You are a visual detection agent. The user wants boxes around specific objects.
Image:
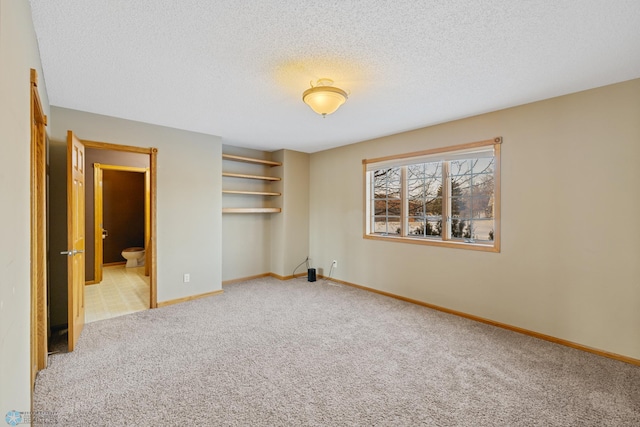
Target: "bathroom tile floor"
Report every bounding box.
[85,264,149,323]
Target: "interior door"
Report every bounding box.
[65,131,86,351]
[94,165,104,284]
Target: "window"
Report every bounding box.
[364,137,501,252]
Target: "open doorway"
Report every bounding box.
[88,164,150,323]
[82,142,157,309]
[45,137,157,354]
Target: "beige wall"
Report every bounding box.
[50,107,223,304]
[0,0,50,416]
[270,149,310,277]
[309,79,640,360]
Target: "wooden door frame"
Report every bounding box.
[30,69,47,388]
[93,164,150,286]
[82,140,158,308]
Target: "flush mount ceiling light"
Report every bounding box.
[302,78,348,117]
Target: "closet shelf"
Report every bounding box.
[222,208,282,214]
[222,190,281,196]
[222,154,281,167]
[222,172,281,181]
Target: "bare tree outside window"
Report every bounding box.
[372,167,401,235]
[407,162,442,237]
[449,158,495,241]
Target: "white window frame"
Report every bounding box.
[363,137,501,252]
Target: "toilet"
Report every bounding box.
[121,247,145,268]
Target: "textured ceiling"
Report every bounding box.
[30,1,640,153]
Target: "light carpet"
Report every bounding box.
[34,277,640,426]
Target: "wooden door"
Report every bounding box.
[66,131,86,351]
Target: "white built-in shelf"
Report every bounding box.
[222,153,282,214]
[222,207,282,214]
[222,154,281,167]
[222,172,281,181]
[222,190,281,196]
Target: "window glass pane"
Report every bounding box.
[387,199,401,216]
[450,218,471,239]
[387,218,401,235]
[407,198,421,216]
[450,159,471,177]
[452,175,470,192]
[468,219,494,241]
[373,167,401,184]
[450,196,469,218]
[373,199,403,216]
[408,179,441,199]
[371,167,402,235]
[386,183,401,199]
[428,219,442,237]
[472,158,495,175]
[373,217,401,234]
[471,174,494,193]
[470,160,494,219]
[407,162,441,179]
[450,175,468,199]
[424,197,442,216]
[406,163,424,179]
[373,200,387,215]
[450,157,495,242]
[407,217,424,236]
[408,218,442,237]
[373,217,388,234]
[470,196,493,219]
[373,167,401,198]
[451,159,494,192]
[406,161,442,235]
[372,172,386,196]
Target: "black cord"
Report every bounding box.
[292,256,309,278]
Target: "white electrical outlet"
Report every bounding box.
[332,260,338,268]
[183,273,190,283]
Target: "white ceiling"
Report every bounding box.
[30,1,640,153]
